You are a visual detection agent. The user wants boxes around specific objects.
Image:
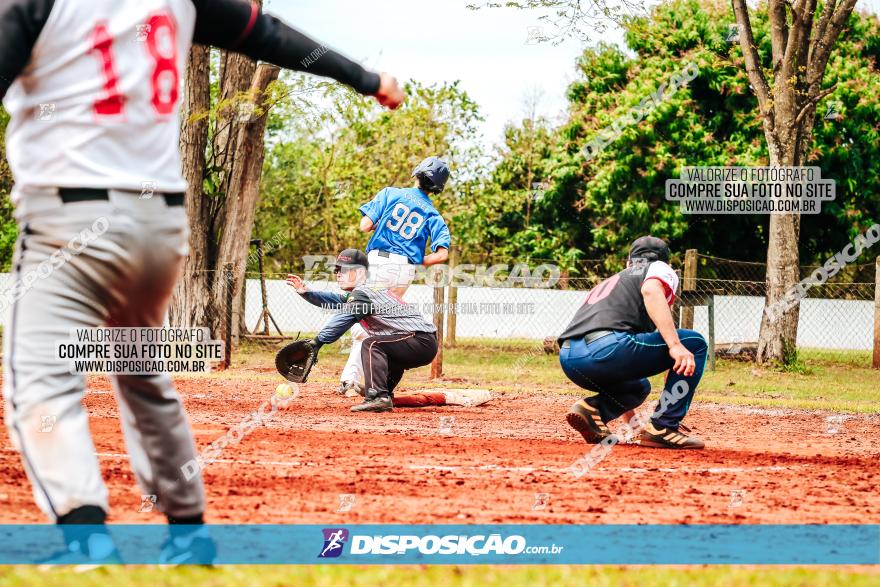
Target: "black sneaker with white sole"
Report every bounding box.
[639,422,705,449]
[351,395,392,412]
[566,399,611,444]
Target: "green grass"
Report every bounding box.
[2,340,876,583]
[233,337,880,414]
[1,565,878,586]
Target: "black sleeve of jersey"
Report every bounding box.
[346,289,374,321]
[0,0,55,101]
[190,0,381,96]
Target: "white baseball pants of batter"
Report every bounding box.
[339,250,415,384]
[2,187,205,521]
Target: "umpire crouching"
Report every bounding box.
[287,249,438,413]
[558,236,708,449]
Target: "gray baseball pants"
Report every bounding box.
[2,186,205,521]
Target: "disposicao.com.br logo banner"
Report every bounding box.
[320,528,563,559]
[2,524,878,565]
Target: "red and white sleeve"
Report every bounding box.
[643,261,679,305]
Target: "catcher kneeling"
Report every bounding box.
[284,248,438,413]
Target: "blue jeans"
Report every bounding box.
[559,330,708,429]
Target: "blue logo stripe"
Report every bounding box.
[1,524,878,565]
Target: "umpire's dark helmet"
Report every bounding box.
[629,236,670,263]
[412,157,450,194]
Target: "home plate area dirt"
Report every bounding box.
[1,374,877,525]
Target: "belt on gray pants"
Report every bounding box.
[561,330,616,349]
[58,187,185,207]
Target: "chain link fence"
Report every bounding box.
[688,253,876,363]
[0,247,872,367]
[238,252,879,367]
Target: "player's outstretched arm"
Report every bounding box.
[0,0,54,101]
[190,0,405,109]
[315,313,359,346]
[287,274,350,308]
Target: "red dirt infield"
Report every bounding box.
[1,372,878,525]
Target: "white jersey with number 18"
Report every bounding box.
[1,0,383,203]
[3,0,196,201]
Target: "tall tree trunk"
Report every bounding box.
[756,72,803,365]
[171,1,277,346]
[214,64,281,339]
[169,45,214,331]
[732,0,857,364]
[213,53,258,208]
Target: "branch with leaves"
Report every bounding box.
[467,0,648,43]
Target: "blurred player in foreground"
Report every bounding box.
[0,0,404,565]
[557,236,708,449]
[288,249,442,413]
[337,157,452,396]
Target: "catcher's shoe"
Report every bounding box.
[566,399,610,444]
[638,422,705,449]
[351,394,393,413]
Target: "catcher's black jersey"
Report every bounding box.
[558,261,678,342]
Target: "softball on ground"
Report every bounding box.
[275,383,294,398]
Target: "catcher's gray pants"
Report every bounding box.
[2,187,205,521]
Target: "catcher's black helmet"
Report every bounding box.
[629,236,670,263]
[412,156,450,194]
[334,248,369,270]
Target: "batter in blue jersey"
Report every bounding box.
[355,156,451,298]
[359,157,451,281]
[360,185,451,265]
[337,157,452,396]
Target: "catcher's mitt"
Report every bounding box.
[275,339,320,383]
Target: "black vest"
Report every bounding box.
[558,265,658,341]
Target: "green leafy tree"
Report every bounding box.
[254,79,484,272]
[484,0,879,278]
[482,0,872,364]
[0,107,16,271]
